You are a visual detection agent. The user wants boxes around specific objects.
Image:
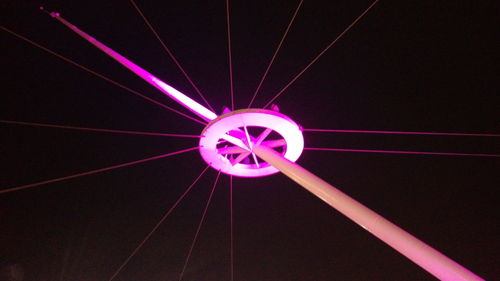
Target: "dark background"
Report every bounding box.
[1,0,499,280]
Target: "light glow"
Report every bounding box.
[53,14,217,122]
[199,109,304,177]
[151,77,217,121]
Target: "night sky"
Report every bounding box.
[1,1,499,280]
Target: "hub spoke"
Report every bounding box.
[231,151,252,166]
[262,139,287,148]
[255,128,273,145]
[218,146,248,155]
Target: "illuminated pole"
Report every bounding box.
[253,144,483,281]
[49,12,250,149]
[48,12,217,122]
[47,11,483,280]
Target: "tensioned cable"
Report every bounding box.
[0,120,201,138]
[1,26,206,126]
[262,0,380,108]
[128,0,216,113]
[247,0,304,108]
[303,128,500,137]
[0,146,199,195]
[107,165,211,281]
[229,175,234,281]
[304,147,500,157]
[226,0,235,110]
[179,171,222,281]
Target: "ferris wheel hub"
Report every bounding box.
[199,109,304,177]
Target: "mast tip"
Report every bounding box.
[39,6,60,17]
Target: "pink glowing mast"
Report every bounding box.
[46,11,484,281]
[49,12,217,123]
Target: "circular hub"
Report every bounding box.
[199,109,304,177]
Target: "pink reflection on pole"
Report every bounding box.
[150,77,217,121]
[51,13,217,122]
[254,144,484,281]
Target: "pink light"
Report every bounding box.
[150,77,217,121]
[44,10,485,280]
[199,109,304,177]
[52,14,217,122]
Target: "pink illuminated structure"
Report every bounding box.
[200,108,304,177]
[50,13,217,123]
[45,11,483,281]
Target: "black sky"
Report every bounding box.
[1,1,499,280]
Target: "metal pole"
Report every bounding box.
[44,11,483,280]
[253,144,483,281]
[49,12,217,122]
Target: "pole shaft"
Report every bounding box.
[253,145,483,281]
[51,13,217,122]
